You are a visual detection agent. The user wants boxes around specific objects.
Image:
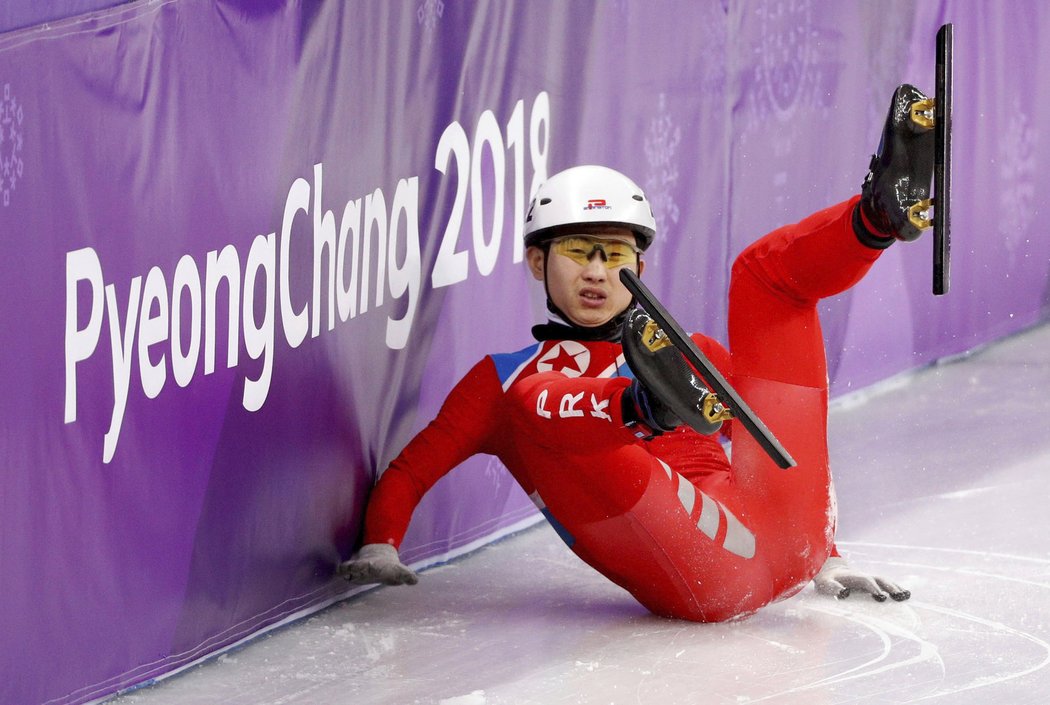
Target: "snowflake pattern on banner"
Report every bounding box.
[755,0,820,124]
[999,98,1038,257]
[643,93,681,263]
[735,0,839,211]
[741,0,833,161]
[1,83,25,208]
[864,1,914,130]
[417,0,444,34]
[695,3,728,93]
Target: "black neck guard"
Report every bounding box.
[531,303,628,342]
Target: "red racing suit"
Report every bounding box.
[363,196,881,621]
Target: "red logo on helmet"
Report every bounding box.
[584,198,610,211]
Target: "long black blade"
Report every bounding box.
[933,23,953,295]
[619,269,796,469]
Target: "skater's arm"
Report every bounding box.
[341,358,503,586]
[361,357,503,549]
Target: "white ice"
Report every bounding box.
[109,322,1050,705]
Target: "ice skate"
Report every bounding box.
[858,83,936,243]
[620,306,726,437]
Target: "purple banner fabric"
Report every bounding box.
[0,0,127,35]
[0,1,1046,703]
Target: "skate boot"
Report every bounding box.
[620,306,724,438]
[855,84,936,245]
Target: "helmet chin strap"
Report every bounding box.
[531,250,633,343]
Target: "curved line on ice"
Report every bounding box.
[741,602,942,703]
[902,601,1050,702]
[838,541,1050,566]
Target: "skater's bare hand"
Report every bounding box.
[813,556,910,602]
[338,543,419,586]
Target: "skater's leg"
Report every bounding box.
[725,197,885,596]
[721,81,935,597]
[505,373,771,621]
[729,196,880,387]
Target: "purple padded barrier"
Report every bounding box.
[0,0,127,35]
[0,2,1046,703]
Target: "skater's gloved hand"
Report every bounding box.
[813,556,910,602]
[338,543,419,586]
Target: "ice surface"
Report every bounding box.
[108,322,1050,705]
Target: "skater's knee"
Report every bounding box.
[641,590,760,624]
[730,246,813,310]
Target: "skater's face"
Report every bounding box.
[527,225,645,328]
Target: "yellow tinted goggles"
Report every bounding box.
[549,236,640,269]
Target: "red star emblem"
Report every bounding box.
[541,340,592,374]
[549,346,582,373]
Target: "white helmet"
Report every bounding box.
[524,165,657,251]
